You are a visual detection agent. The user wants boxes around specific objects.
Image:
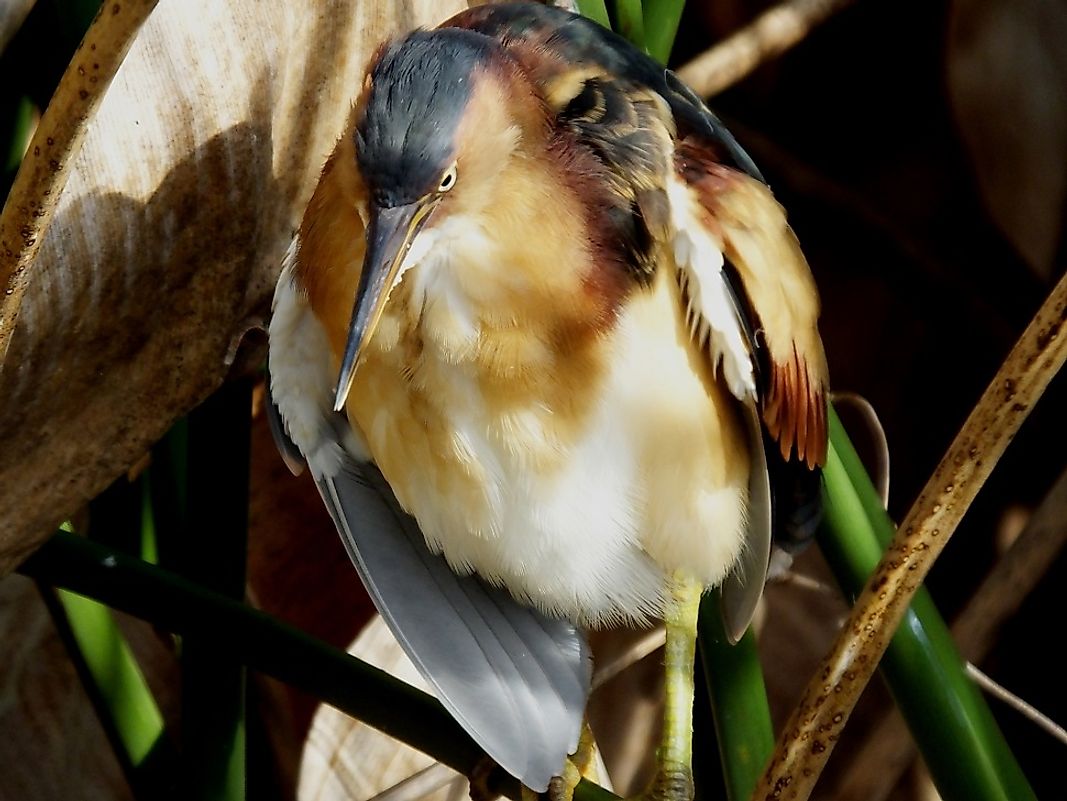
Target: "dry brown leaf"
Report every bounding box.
[0,0,35,54]
[298,617,469,801]
[947,0,1067,278]
[0,0,467,572]
[0,575,180,801]
[0,576,131,801]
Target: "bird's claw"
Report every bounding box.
[637,764,695,801]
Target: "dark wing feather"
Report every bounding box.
[719,397,773,643]
[555,74,674,282]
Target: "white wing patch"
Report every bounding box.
[269,236,367,478]
[665,174,757,400]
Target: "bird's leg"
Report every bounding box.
[546,761,581,801]
[645,573,702,801]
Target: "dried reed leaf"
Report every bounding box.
[947,0,1067,278]
[0,0,466,572]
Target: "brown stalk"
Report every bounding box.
[952,466,1067,654]
[833,465,1067,801]
[752,270,1067,800]
[675,0,856,98]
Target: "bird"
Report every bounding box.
[267,3,828,800]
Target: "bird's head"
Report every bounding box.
[333,28,546,410]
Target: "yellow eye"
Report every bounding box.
[438,163,457,193]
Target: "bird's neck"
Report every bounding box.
[344,150,623,452]
[406,146,630,361]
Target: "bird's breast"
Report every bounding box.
[346,247,750,626]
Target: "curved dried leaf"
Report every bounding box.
[0,0,35,55]
[947,0,1067,277]
[1,0,160,357]
[0,0,467,571]
[298,617,468,801]
[0,575,179,801]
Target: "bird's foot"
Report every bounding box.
[633,763,694,801]
[547,758,582,801]
[507,757,582,801]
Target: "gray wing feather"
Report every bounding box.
[319,461,590,791]
[714,269,772,644]
[719,397,772,644]
[266,389,590,790]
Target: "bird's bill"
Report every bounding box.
[334,201,434,411]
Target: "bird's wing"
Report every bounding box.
[667,144,828,632]
[660,151,778,641]
[674,140,829,468]
[471,24,776,637]
[446,0,827,468]
[268,248,591,791]
[445,2,829,634]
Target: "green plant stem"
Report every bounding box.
[698,593,774,801]
[3,95,33,172]
[817,407,1035,801]
[139,475,159,564]
[641,0,686,64]
[613,0,647,54]
[20,531,618,801]
[575,0,611,30]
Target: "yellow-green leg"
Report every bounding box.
[645,573,701,801]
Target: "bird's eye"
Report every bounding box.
[437,164,457,193]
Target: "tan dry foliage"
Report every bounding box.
[0,575,180,801]
[0,0,35,54]
[947,0,1067,278]
[0,0,468,572]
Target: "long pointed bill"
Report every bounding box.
[333,201,433,411]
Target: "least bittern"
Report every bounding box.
[268,3,828,799]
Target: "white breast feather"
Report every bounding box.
[274,214,750,627]
[366,235,666,626]
[422,371,666,627]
